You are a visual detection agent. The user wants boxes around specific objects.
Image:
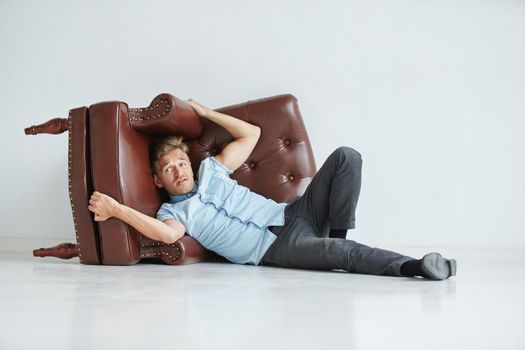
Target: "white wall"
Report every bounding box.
[1,0,524,248]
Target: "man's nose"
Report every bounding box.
[172,167,183,177]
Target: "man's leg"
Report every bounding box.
[264,146,456,279]
[288,146,362,239]
[262,216,413,276]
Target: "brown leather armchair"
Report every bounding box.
[27,93,317,265]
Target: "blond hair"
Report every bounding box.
[149,136,190,174]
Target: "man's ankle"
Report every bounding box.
[329,229,347,239]
[400,259,423,277]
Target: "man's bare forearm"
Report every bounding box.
[203,109,260,139]
[113,204,183,244]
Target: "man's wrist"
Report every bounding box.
[203,108,219,119]
[112,203,124,219]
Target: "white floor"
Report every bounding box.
[1,243,524,350]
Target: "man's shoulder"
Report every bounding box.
[198,156,233,180]
[209,156,234,175]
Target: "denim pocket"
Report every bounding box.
[200,174,236,205]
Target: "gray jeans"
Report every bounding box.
[260,146,413,276]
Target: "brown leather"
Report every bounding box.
[89,101,144,265]
[190,94,317,204]
[130,93,203,138]
[139,235,218,265]
[26,93,316,266]
[68,107,101,264]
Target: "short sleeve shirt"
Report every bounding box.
[156,156,286,265]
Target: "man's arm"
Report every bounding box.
[88,191,185,244]
[186,98,261,172]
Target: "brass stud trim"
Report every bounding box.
[129,99,170,122]
[67,114,82,259]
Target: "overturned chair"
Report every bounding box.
[27,93,317,265]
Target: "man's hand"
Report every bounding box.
[186,98,212,117]
[88,191,121,222]
[87,191,184,243]
[186,98,260,172]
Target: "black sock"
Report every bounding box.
[400,259,423,277]
[329,229,347,239]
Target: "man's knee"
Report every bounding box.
[333,146,362,165]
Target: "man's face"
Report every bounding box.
[153,148,195,196]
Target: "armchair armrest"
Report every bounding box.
[129,93,203,139]
[139,234,217,265]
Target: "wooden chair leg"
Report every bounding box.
[25,118,68,135]
[33,243,79,259]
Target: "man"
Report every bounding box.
[88,98,457,280]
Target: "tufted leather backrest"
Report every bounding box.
[187,94,316,204]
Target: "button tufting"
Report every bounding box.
[284,140,291,145]
[289,175,294,180]
[249,162,255,168]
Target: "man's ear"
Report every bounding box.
[153,174,163,188]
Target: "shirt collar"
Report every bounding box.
[169,182,198,203]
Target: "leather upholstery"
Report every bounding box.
[31,93,317,266]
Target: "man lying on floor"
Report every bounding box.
[88,98,457,280]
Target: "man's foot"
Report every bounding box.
[421,252,457,280]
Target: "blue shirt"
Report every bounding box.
[156,156,287,265]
